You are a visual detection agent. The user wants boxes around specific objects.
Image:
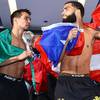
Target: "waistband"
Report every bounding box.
[0,73,23,82]
[60,73,89,77]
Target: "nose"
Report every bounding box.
[61,10,64,16]
[61,9,66,17]
[28,19,31,23]
[27,19,31,25]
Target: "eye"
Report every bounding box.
[65,7,68,10]
[25,17,31,21]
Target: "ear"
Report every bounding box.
[75,9,81,17]
[13,18,17,23]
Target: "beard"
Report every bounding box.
[62,13,76,23]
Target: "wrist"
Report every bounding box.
[17,55,21,61]
[65,39,69,44]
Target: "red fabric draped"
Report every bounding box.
[85,4,100,29]
[89,4,100,82]
[23,57,58,93]
[66,32,84,56]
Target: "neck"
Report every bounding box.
[75,18,84,29]
[11,27,24,40]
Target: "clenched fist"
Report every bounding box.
[67,28,78,41]
[18,50,33,60]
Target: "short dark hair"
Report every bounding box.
[65,1,84,17]
[10,9,31,25]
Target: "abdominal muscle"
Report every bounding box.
[0,38,26,78]
[0,61,25,78]
[60,50,92,74]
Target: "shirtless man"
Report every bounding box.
[0,9,32,100]
[55,1,100,100]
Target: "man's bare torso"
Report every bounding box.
[0,36,26,78]
[61,27,95,74]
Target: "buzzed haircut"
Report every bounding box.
[10,9,31,25]
[65,1,84,17]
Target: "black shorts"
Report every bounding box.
[55,74,100,100]
[0,73,29,100]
